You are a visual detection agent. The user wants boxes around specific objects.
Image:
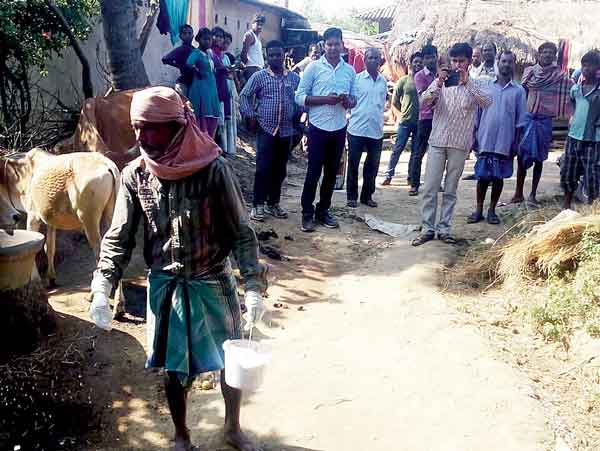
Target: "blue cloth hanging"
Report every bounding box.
[162,0,189,45]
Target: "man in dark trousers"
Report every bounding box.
[382,51,423,186]
[346,48,387,208]
[295,27,356,232]
[161,24,195,96]
[409,45,438,195]
[239,40,301,222]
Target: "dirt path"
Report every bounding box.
[48,145,564,450]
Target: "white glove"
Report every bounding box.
[90,273,113,331]
[91,272,112,297]
[89,292,113,331]
[243,291,265,332]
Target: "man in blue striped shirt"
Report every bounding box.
[295,27,357,232]
[240,40,301,222]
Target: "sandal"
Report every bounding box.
[411,232,435,247]
[466,212,484,224]
[437,233,457,245]
[487,211,501,225]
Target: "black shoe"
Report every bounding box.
[462,173,477,181]
[412,232,435,247]
[347,200,358,208]
[361,199,377,208]
[316,211,339,229]
[301,215,316,232]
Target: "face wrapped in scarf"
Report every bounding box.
[130,86,221,180]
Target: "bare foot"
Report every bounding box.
[224,429,263,451]
[510,196,525,204]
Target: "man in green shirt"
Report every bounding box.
[382,52,423,185]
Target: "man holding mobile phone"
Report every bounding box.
[412,42,492,246]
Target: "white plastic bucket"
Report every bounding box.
[223,339,271,392]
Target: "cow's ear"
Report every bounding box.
[10,156,31,177]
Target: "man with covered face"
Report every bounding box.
[89,86,266,451]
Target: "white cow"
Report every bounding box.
[0,149,125,315]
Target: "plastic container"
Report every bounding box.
[223,339,271,392]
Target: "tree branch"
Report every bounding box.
[45,0,94,99]
[138,5,159,56]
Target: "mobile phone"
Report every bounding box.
[444,70,460,87]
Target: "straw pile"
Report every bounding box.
[448,210,600,291]
[499,213,600,282]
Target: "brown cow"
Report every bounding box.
[0,149,119,291]
[54,89,140,169]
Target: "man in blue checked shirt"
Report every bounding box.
[295,27,357,232]
[346,48,387,208]
[240,40,301,222]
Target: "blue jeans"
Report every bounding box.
[385,122,418,178]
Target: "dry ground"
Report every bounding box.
[42,137,597,451]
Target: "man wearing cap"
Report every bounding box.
[88,86,266,451]
[241,14,266,83]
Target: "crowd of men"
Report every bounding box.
[235,26,598,245]
[187,24,598,245]
[90,21,600,451]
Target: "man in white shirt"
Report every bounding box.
[241,14,265,83]
[470,41,497,80]
[469,46,482,78]
[295,27,356,232]
[346,48,387,208]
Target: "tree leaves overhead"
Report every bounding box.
[0,0,99,70]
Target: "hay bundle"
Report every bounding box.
[448,244,506,290]
[498,214,600,282]
[447,211,600,291]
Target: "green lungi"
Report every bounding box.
[145,267,242,386]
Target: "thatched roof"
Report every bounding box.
[357,5,398,21]
[390,0,599,68]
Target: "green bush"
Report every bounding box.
[530,230,600,349]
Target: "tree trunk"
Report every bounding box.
[99,0,149,91]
